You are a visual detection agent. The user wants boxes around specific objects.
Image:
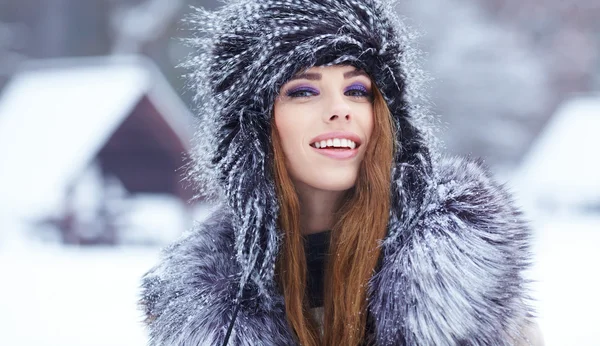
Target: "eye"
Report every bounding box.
[285,86,320,98]
[345,83,372,100]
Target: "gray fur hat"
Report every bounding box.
[181,0,436,299]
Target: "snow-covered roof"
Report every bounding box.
[516,95,600,203]
[0,55,193,219]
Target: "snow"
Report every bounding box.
[529,215,600,346]
[0,233,158,346]
[117,194,195,245]
[0,200,216,346]
[0,202,213,346]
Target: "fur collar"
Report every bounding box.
[140,156,533,345]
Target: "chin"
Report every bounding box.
[308,173,358,192]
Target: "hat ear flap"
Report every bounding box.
[212,107,281,296]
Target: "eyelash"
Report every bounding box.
[285,84,372,99]
[286,87,319,98]
[345,85,372,99]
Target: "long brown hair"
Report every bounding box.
[272,84,396,346]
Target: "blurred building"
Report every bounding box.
[515,94,600,219]
[0,55,198,245]
[512,94,600,345]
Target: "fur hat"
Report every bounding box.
[181,0,437,298]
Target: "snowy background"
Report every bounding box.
[1,0,599,345]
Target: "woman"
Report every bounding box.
[140,0,543,345]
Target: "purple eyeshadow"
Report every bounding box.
[345,83,368,93]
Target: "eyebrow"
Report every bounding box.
[288,69,369,81]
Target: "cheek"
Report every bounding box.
[274,105,306,153]
[274,105,317,185]
[273,105,312,180]
[358,104,375,142]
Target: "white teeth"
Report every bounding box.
[312,138,358,149]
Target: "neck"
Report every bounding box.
[293,180,348,235]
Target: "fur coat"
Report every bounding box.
[140,156,536,346]
[139,0,536,344]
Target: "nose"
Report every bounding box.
[324,95,351,123]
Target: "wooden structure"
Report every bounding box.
[0,55,196,244]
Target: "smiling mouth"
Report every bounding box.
[310,143,359,160]
[309,138,360,150]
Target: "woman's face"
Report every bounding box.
[274,65,374,192]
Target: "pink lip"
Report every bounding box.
[309,131,362,146]
[311,147,359,160]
